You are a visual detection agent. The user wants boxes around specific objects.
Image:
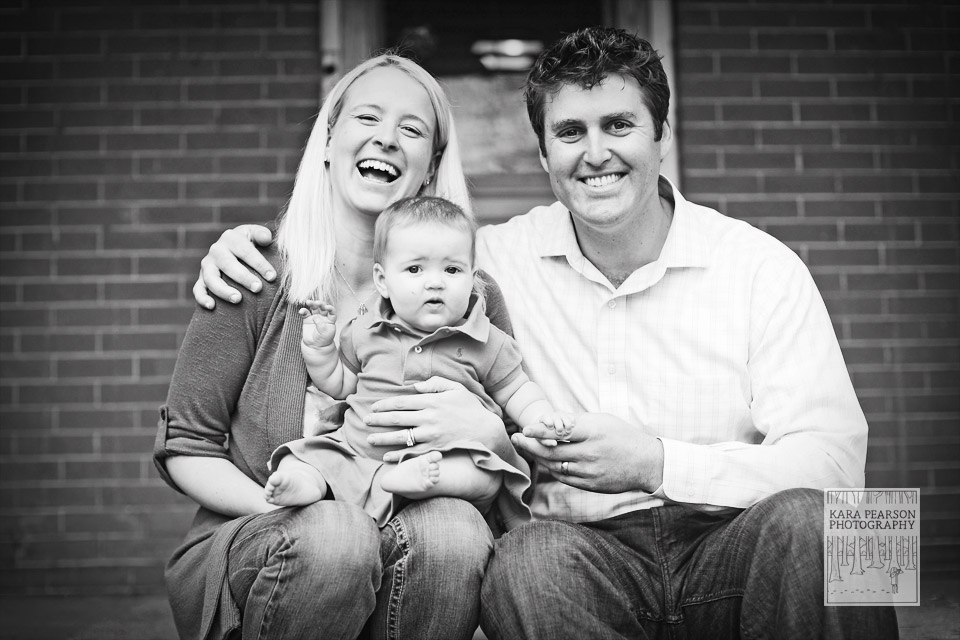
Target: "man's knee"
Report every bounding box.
[749,488,824,560]
[486,520,591,594]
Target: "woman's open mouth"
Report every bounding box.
[357,159,400,183]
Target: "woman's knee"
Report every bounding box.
[389,497,493,570]
[272,501,381,584]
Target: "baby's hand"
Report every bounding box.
[533,412,576,447]
[300,300,337,349]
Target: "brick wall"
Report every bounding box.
[676,2,959,574]
[1,1,319,594]
[1,0,957,595]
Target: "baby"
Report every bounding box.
[265,196,570,530]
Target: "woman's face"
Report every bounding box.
[327,66,439,219]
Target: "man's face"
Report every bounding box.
[539,74,672,234]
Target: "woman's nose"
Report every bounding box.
[373,124,398,150]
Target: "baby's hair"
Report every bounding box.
[373,195,485,296]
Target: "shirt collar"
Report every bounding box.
[535,176,712,270]
[356,292,490,344]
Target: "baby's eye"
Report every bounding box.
[445,266,462,274]
[405,265,422,274]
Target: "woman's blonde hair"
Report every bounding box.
[276,53,471,304]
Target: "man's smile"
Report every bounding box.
[581,173,625,188]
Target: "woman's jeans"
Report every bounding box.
[227,496,492,640]
[481,488,899,639]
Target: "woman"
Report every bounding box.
[155,53,523,640]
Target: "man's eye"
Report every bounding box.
[558,128,582,140]
[609,120,631,133]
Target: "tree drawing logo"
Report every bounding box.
[824,489,919,606]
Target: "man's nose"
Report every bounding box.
[583,131,612,165]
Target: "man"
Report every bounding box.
[195,27,896,639]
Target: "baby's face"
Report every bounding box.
[374,222,475,333]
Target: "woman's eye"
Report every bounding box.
[356,114,378,124]
[400,125,423,137]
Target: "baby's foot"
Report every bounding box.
[264,469,327,506]
[380,451,442,497]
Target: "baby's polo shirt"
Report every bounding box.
[337,294,528,459]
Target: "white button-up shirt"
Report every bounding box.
[476,178,867,522]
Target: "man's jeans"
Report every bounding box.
[227,497,492,640]
[481,488,899,639]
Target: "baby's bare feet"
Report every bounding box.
[264,469,326,506]
[380,451,442,497]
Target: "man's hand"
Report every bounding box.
[193,224,276,309]
[513,412,664,494]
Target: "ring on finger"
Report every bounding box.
[405,428,416,448]
[560,461,569,475]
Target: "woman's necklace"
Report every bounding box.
[334,265,367,316]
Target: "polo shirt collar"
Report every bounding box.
[535,176,712,270]
[357,292,490,344]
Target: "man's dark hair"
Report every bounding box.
[524,27,670,155]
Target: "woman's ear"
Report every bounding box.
[423,151,441,189]
[373,263,389,298]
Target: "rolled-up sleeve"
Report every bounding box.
[153,281,270,492]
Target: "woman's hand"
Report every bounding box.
[512,413,665,494]
[194,224,277,309]
[365,376,510,462]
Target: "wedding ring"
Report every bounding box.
[560,461,569,475]
[405,429,416,447]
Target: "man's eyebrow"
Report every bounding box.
[604,111,638,120]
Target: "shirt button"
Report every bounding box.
[608,300,617,309]
[414,346,422,353]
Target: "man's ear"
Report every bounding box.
[373,263,389,298]
[658,120,673,163]
[539,148,549,174]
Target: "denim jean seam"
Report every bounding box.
[255,533,290,640]
[573,521,654,623]
[385,518,410,640]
